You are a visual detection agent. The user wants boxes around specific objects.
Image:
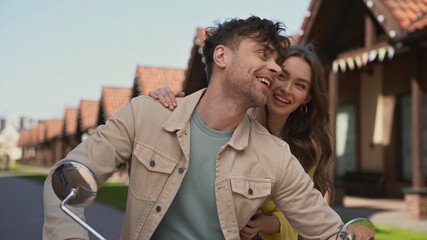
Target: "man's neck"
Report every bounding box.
[196,87,248,131]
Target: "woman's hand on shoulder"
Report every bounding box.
[148,86,185,111]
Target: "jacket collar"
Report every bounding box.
[163,89,205,132]
[163,88,250,151]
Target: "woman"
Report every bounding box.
[148,44,334,240]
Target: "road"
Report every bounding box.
[0,176,125,240]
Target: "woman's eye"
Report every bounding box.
[296,83,307,89]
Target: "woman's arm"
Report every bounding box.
[239,208,282,240]
[258,201,298,240]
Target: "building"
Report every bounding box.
[40,119,64,167]
[19,116,38,131]
[295,0,427,218]
[131,66,185,98]
[62,107,79,158]
[96,86,132,178]
[18,125,38,165]
[182,28,208,95]
[0,122,22,167]
[19,119,63,168]
[98,86,132,125]
[76,100,99,142]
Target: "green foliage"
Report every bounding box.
[374,224,427,240]
[22,174,128,211]
[298,222,427,240]
[95,182,128,211]
[23,175,47,184]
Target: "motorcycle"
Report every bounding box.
[51,161,375,240]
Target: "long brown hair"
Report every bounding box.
[274,44,334,198]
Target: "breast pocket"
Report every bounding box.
[129,144,177,202]
[230,178,272,228]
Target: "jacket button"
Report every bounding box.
[150,160,155,167]
[178,168,184,174]
[156,206,161,212]
[248,188,253,195]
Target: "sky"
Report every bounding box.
[0,0,310,124]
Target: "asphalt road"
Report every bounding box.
[0,176,125,240]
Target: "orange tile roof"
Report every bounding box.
[79,100,100,131]
[101,86,132,120]
[18,123,43,146]
[135,66,185,95]
[384,0,427,32]
[298,0,427,44]
[37,121,46,143]
[18,128,31,147]
[44,119,64,140]
[64,107,78,135]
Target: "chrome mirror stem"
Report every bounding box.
[60,188,106,240]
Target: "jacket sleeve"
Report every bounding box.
[43,98,139,239]
[272,146,343,240]
[259,166,317,240]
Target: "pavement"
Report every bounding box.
[334,196,427,233]
[0,172,125,240]
[1,169,427,239]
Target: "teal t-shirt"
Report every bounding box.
[151,109,233,239]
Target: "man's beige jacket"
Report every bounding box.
[43,89,343,240]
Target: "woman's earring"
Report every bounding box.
[300,104,308,114]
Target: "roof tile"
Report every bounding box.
[37,122,46,143]
[79,100,99,131]
[101,86,132,120]
[384,0,427,32]
[19,123,43,147]
[64,107,78,135]
[135,66,185,95]
[44,120,64,140]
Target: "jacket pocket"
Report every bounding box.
[129,143,177,201]
[230,178,272,229]
[230,178,271,199]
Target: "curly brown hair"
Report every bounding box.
[277,44,334,199]
[203,16,290,81]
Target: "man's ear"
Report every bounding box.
[213,45,228,69]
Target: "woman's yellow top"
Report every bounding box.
[258,166,316,240]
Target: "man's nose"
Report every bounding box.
[267,58,282,77]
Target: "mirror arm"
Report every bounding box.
[60,188,106,240]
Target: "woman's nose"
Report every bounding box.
[280,81,291,93]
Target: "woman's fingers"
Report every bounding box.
[156,88,173,110]
[164,87,177,107]
[239,225,259,240]
[148,90,160,100]
[147,87,184,111]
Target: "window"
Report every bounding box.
[336,104,357,176]
[399,94,427,181]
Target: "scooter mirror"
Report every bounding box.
[337,217,375,240]
[52,161,98,207]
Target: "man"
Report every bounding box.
[43,16,343,240]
